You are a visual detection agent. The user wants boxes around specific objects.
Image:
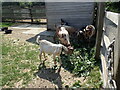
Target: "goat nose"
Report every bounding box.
[67,44,71,46]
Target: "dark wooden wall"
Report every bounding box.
[45,2,95,30]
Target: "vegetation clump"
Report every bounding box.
[106,2,120,13]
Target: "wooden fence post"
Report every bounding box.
[114,14,120,89]
[29,7,33,23]
[10,5,15,23]
[95,2,105,60]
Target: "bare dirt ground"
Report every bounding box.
[1,24,87,88]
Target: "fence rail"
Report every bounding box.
[2,5,46,24]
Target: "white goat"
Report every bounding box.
[36,36,68,71]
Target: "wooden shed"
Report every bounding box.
[45,2,95,30]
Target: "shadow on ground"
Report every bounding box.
[34,68,62,88]
[26,30,55,44]
[26,34,39,44]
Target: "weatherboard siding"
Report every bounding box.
[46,2,95,30]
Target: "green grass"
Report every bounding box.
[0,22,15,28]
[2,36,40,87]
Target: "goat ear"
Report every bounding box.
[61,19,65,25]
[83,29,86,32]
[54,24,61,30]
[79,31,83,34]
[77,32,79,36]
[54,24,57,29]
[61,19,64,22]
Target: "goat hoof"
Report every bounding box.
[38,63,46,70]
[54,65,57,69]
[38,64,43,70]
[38,66,42,70]
[52,65,57,71]
[45,58,47,61]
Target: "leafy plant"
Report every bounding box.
[106,2,120,13]
[61,47,96,77]
[82,66,103,88]
[71,80,81,89]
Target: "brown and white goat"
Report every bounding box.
[55,26,71,46]
[55,19,77,46]
[83,25,95,40]
[77,25,95,45]
[55,25,74,54]
[36,35,68,72]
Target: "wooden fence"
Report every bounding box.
[95,3,120,88]
[2,5,46,24]
[100,11,120,89]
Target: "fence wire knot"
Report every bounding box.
[107,38,117,89]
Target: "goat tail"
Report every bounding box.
[36,35,41,44]
[61,45,68,52]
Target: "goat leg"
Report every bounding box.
[38,51,43,70]
[43,52,47,61]
[88,39,91,48]
[53,55,57,65]
[52,55,57,70]
[59,56,62,66]
[57,56,62,73]
[39,52,46,69]
[39,50,42,61]
[57,65,62,73]
[39,51,44,68]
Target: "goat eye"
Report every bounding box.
[62,34,66,38]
